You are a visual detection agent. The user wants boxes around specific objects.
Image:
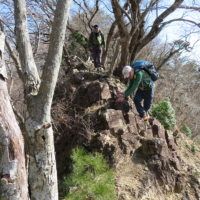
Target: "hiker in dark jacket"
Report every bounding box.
[87,24,106,70]
[117,64,155,121]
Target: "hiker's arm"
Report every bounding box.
[124,73,142,97]
[101,33,106,49]
[124,79,133,94]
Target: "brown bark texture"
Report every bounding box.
[0,31,29,199]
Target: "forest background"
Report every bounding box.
[1,0,199,136]
[0,0,200,199]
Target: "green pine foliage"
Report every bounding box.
[191,142,198,154]
[151,97,176,130]
[193,168,200,177]
[68,32,88,58]
[60,147,116,200]
[181,124,192,137]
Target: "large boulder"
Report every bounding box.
[150,119,166,140]
[88,81,111,104]
[90,130,124,167]
[165,130,176,151]
[141,138,169,158]
[121,133,139,155]
[73,80,111,108]
[101,109,128,135]
[176,174,187,193]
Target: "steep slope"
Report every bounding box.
[52,68,200,200]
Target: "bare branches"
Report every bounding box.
[88,0,100,29]
[133,0,184,59]
[27,8,41,56]
[73,0,100,30]
[178,6,200,12]
[113,0,134,26]
[157,40,191,71]
[161,18,200,29]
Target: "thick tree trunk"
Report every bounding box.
[13,0,72,199]
[0,32,29,200]
[24,117,58,200]
[19,0,72,199]
[114,41,129,77]
[107,40,120,77]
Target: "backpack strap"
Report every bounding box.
[139,70,151,90]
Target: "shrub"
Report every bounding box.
[151,97,176,130]
[60,147,116,200]
[195,136,200,145]
[181,124,191,137]
[193,168,200,177]
[191,142,198,154]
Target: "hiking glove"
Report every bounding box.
[117,92,125,96]
[117,97,125,102]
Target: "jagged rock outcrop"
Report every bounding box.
[54,68,200,200]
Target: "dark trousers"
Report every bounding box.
[134,88,155,117]
[92,46,102,68]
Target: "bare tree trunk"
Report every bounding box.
[101,20,117,66]
[13,0,72,199]
[0,32,29,199]
[107,40,120,77]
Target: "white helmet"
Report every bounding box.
[122,66,132,79]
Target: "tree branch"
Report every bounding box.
[161,18,200,29]
[114,0,134,26]
[136,0,184,54]
[37,0,72,118]
[178,6,200,12]
[27,8,41,57]
[120,0,155,43]
[88,0,100,29]
[13,0,41,96]
[0,16,24,80]
[73,0,89,21]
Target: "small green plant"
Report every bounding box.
[151,97,176,130]
[196,136,200,145]
[60,147,116,200]
[193,168,200,177]
[191,142,198,154]
[185,143,190,149]
[181,124,191,137]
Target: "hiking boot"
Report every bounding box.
[142,114,149,122]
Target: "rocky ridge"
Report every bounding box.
[53,68,200,200]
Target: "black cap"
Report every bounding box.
[94,24,99,29]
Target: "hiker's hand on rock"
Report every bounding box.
[117,97,125,102]
[117,92,124,97]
